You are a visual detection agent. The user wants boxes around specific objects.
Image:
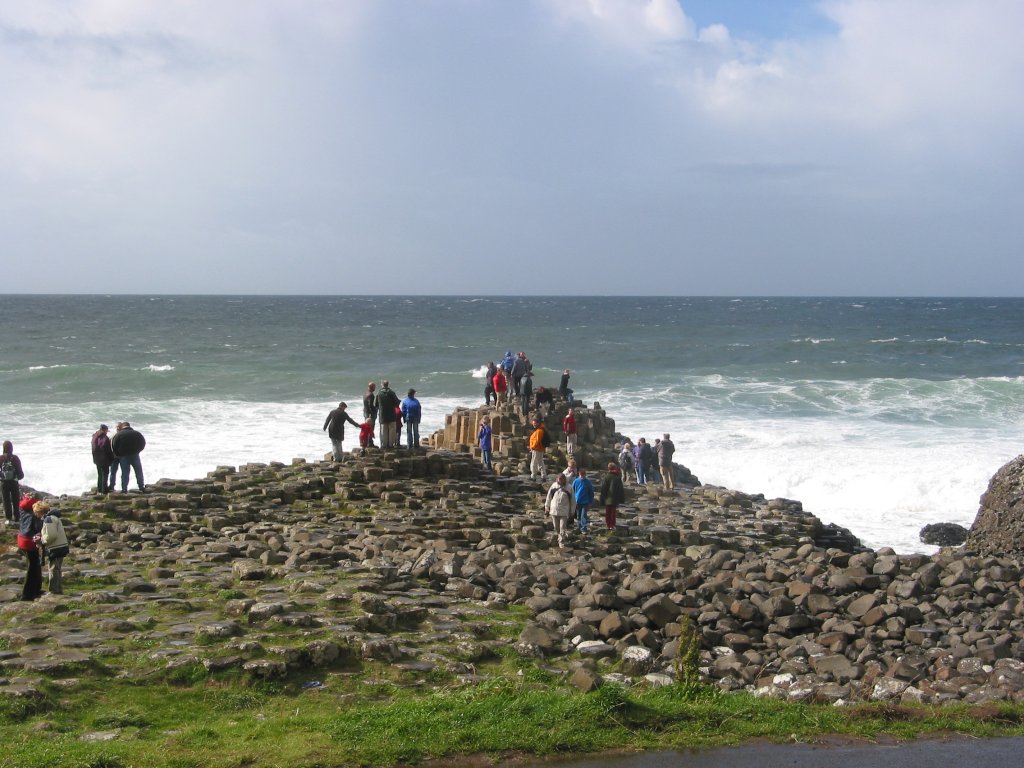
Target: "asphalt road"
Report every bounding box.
[541,736,1024,768]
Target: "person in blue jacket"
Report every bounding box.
[477,416,493,470]
[572,468,595,534]
[401,389,422,450]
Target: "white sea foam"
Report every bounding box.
[146,365,175,372]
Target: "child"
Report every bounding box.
[358,421,375,455]
[572,469,595,534]
[37,501,69,595]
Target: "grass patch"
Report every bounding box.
[2,671,1024,768]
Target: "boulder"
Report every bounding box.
[965,455,1024,557]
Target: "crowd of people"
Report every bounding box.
[323,380,423,460]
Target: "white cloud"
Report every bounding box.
[547,0,696,49]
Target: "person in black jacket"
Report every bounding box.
[598,462,626,531]
[1,440,25,523]
[323,402,360,461]
[374,380,402,449]
[91,424,114,493]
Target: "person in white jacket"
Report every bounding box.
[544,474,574,549]
[37,501,69,595]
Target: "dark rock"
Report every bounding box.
[921,523,969,547]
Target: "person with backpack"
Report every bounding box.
[37,500,69,595]
[16,493,43,600]
[111,422,146,493]
[528,418,550,481]
[618,440,634,486]
[544,473,574,549]
[599,461,626,531]
[374,380,402,449]
[1,440,25,525]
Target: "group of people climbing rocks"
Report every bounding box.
[475,353,677,550]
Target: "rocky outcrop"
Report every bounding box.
[920,523,968,547]
[965,455,1024,557]
[2,422,1023,709]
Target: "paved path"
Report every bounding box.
[547,736,1024,767]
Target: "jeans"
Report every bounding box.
[406,421,420,449]
[635,463,646,485]
[109,462,119,490]
[481,449,492,470]
[119,453,144,491]
[47,555,64,594]
[576,504,590,532]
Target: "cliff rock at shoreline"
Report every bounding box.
[965,454,1024,557]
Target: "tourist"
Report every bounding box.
[402,389,422,450]
[358,421,375,454]
[362,382,378,428]
[1,440,25,524]
[510,352,528,397]
[647,439,661,484]
[599,462,626,531]
[38,500,69,595]
[562,458,578,482]
[562,408,577,457]
[500,350,515,379]
[478,416,493,470]
[657,433,676,489]
[520,371,533,417]
[618,440,634,486]
[484,362,497,405]
[544,473,574,549]
[91,424,114,493]
[16,493,43,600]
[492,367,508,405]
[113,422,146,493]
[527,418,550,480]
[559,368,574,404]
[322,402,359,461]
[374,380,401,449]
[572,468,595,534]
[633,438,649,485]
[535,386,553,418]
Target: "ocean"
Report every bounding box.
[2,295,1022,554]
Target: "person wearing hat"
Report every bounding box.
[322,402,359,461]
[401,389,422,450]
[91,424,115,493]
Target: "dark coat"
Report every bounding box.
[599,470,626,506]
[323,407,359,440]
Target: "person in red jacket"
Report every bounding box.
[492,368,508,405]
[562,408,577,458]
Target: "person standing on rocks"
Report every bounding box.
[323,402,359,461]
[528,418,550,480]
[572,468,594,534]
[1,440,25,524]
[483,362,497,405]
[37,500,69,595]
[559,368,574,404]
[657,433,676,490]
[562,408,577,458]
[520,371,533,417]
[492,367,508,405]
[112,422,146,493]
[599,462,626,531]
[375,380,401,449]
[618,440,634,486]
[401,389,422,450]
[510,352,528,397]
[91,424,114,493]
[16,493,43,600]
[478,416,493,470]
[362,382,378,428]
[544,473,574,549]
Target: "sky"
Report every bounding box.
[1,0,1022,296]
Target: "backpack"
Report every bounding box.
[0,458,16,482]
